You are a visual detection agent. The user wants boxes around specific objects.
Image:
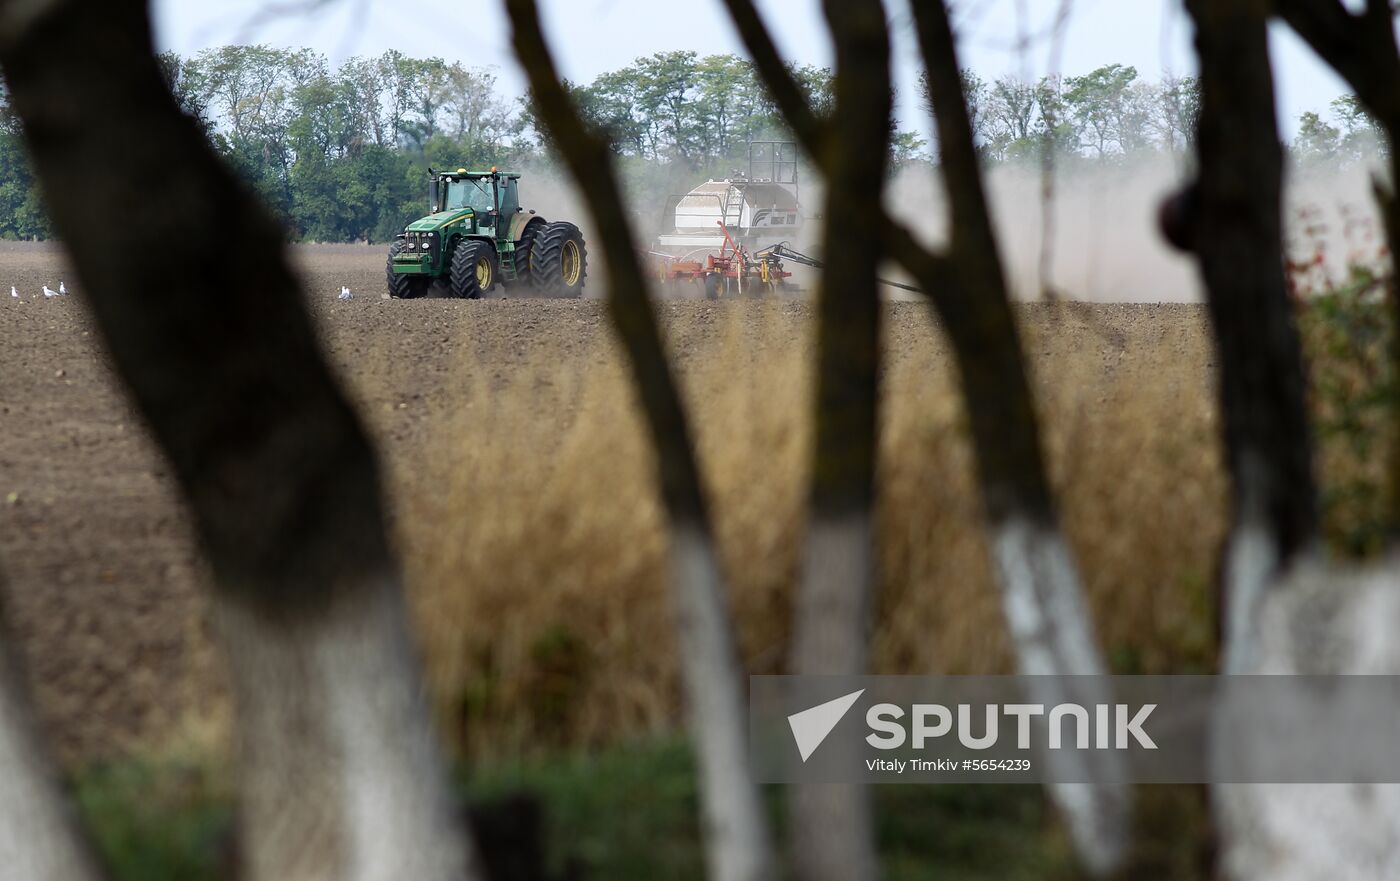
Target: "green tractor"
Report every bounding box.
[387,167,588,299]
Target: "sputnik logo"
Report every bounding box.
[787,689,865,762]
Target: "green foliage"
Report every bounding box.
[1293,94,1386,165]
[1296,111,1343,162]
[564,52,859,170]
[0,95,47,240]
[171,45,530,242]
[0,45,856,242]
[925,65,1200,165]
[1064,64,1151,157]
[1292,211,1398,557]
[0,128,47,239]
[74,760,230,881]
[0,48,1300,241]
[74,739,1085,881]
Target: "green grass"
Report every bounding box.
[73,737,1083,881]
[74,760,231,881]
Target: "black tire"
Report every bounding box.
[513,219,544,289]
[449,238,498,300]
[387,240,428,299]
[529,221,588,297]
[704,273,722,301]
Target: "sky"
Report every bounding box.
[150,0,1356,142]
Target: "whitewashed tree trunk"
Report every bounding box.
[788,511,878,881]
[1212,1,1400,874]
[901,1,1134,869]
[1218,464,1282,676]
[0,640,104,881]
[990,516,1129,876]
[671,522,775,881]
[215,579,480,881]
[1216,557,1400,881]
[0,2,491,878]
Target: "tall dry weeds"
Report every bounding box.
[390,302,1226,759]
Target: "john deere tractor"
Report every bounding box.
[387,167,588,299]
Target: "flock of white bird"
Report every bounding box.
[7,283,355,300]
[9,282,66,298]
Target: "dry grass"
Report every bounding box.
[392,303,1228,759]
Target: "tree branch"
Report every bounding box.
[1275,0,1400,122]
[909,3,1130,875]
[504,5,774,881]
[909,0,1061,525]
[0,2,478,879]
[721,0,1129,874]
[1184,0,1317,662]
[783,5,891,881]
[716,0,826,156]
[723,0,1056,522]
[506,0,708,524]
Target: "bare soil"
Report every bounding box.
[0,241,1212,763]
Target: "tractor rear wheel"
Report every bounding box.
[529,221,588,297]
[449,239,497,300]
[386,240,428,299]
[513,219,543,289]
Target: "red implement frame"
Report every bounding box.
[648,222,793,296]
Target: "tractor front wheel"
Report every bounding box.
[386,240,428,300]
[450,239,498,300]
[529,222,588,297]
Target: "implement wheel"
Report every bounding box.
[386,240,428,299]
[529,221,588,297]
[450,239,497,300]
[704,273,723,301]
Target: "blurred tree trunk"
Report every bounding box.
[718,0,1129,873]
[907,4,1129,875]
[504,3,775,881]
[0,3,477,880]
[1181,0,1318,672]
[1180,4,1400,877]
[1275,0,1400,541]
[0,585,105,881]
[782,2,891,880]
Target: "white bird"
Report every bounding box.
[9,286,16,298]
[58,281,67,295]
[338,285,352,300]
[42,285,57,298]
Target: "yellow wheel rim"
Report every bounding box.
[562,240,582,287]
[476,257,492,289]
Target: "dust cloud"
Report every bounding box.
[521,153,1388,303]
[884,155,1389,304]
[885,158,1199,303]
[1287,159,1390,283]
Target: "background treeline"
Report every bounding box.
[0,47,1378,242]
[950,65,1200,162]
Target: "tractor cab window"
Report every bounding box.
[499,178,520,216]
[445,178,495,213]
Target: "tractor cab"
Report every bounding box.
[428,168,522,238]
